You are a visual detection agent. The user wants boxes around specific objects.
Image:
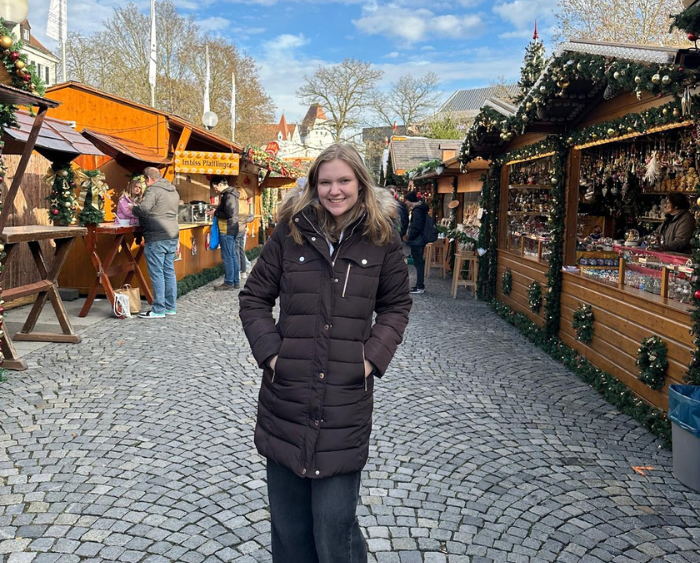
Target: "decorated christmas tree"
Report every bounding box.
[77,170,109,226]
[46,163,78,225]
[514,22,547,105]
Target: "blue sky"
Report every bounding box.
[30,0,559,124]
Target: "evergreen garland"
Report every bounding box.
[528,281,542,312]
[670,3,700,35]
[45,163,78,226]
[687,179,700,386]
[544,142,567,337]
[501,269,512,295]
[486,167,501,300]
[492,300,671,448]
[636,336,669,391]
[77,170,108,226]
[0,20,45,97]
[572,303,595,343]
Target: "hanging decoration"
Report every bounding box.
[45,163,81,226]
[528,281,542,312]
[501,270,513,295]
[245,146,303,178]
[572,303,595,343]
[0,19,45,98]
[77,170,109,226]
[636,336,669,390]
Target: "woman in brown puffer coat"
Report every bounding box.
[239,144,412,563]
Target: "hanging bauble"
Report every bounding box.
[577,63,583,72]
[673,108,680,117]
[58,170,69,177]
[14,60,24,70]
[64,202,71,207]
[627,126,634,133]
[539,86,547,94]
[592,133,598,139]
[651,74,661,84]
[14,69,23,77]
[635,76,642,84]
[8,51,19,62]
[0,244,4,253]
[52,209,59,215]
[22,74,31,83]
[607,128,616,137]
[695,290,700,300]
[522,115,528,122]
[526,102,532,110]
[663,108,669,116]
[551,177,558,184]
[613,71,620,80]
[696,197,700,206]
[559,80,570,89]
[0,36,13,50]
[662,75,671,86]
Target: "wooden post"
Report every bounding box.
[520,236,525,256]
[661,266,669,299]
[618,258,626,288]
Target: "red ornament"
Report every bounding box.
[695,290,700,300]
[689,34,698,42]
[52,209,59,215]
[22,74,31,82]
[8,51,19,61]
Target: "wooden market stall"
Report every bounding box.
[461,39,700,412]
[0,85,103,370]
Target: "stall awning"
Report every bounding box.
[0,83,60,109]
[82,129,171,165]
[3,110,103,159]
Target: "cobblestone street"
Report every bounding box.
[1,273,699,563]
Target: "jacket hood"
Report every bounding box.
[278,185,399,225]
[151,178,177,192]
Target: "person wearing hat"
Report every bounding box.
[403,190,429,294]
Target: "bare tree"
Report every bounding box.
[556,0,688,44]
[373,72,441,130]
[297,58,383,142]
[65,1,275,147]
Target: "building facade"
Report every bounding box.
[264,104,335,160]
[9,20,60,87]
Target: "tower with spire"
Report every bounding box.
[514,21,547,104]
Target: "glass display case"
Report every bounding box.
[178,202,216,224]
[506,155,555,261]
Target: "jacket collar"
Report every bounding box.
[294,205,366,237]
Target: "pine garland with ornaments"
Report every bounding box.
[685,178,700,385]
[0,19,45,96]
[636,336,668,391]
[528,280,542,313]
[572,303,595,344]
[77,170,109,226]
[45,163,79,226]
[501,269,512,295]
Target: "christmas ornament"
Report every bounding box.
[539,86,547,94]
[689,33,698,42]
[0,36,12,50]
[651,74,661,84]
[52,209,59,215]
[673,108,681,117]
[695,290,700,300]
[613,71,620,80]
[662,75,671,85]
[14,60,24,70]
[8,51,19,61]
[635,76,642,84]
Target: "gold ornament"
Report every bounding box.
[662,75,671,85]
[539,86,547,94]
[58,169,69,178]
[613,71,620,80]
[651,74,661,84]
[627,126,634,133]
[663,108,669,115]
[14,60,24,70]
[0,36,13,50]
[14,69,23,77]
[696,197,700,206]
[673,108,680,117]
[607,128,616,137]
[635,76,642,84]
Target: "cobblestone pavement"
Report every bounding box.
[1,271,700,563]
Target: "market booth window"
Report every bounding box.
[572,126,697,308]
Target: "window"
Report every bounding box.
[45,67,49,84]
[22,29,29,41]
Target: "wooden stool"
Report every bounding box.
[424,239,447,279]
[451,251,478,299]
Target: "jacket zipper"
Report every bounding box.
[342,264,351,297]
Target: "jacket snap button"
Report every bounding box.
[315,470,320,475]
[311,237,316,241]
[362,259,368,265]
[319,372,325,379]
[294,218,299,223]
[314,420,319,426]
[302,468,307,475]
[299,257,305,262]
[324,324,330,330]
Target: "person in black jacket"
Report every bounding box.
[211,177,240,290]
[239,144,411,563]
[404,190,428,294]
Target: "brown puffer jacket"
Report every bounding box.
[239,192,412,479]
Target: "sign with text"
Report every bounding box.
[174,151,240,176]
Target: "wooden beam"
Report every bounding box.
[258,169,272,191]
[0,107,48,232]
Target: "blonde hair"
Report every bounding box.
[125,175,145,198]
[279,144,396,246]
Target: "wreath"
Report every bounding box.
[636,336,668,390]
[501,270,513,295]
[528,281,542,312]
[572,303,594,343]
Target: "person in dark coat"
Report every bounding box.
[239,144,412,563]
[655,192,696,253]
[211,177,241,290]
[388,185,409,237]
[404,190,429,294]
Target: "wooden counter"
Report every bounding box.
[58,222,222,294]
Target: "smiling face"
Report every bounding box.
[316,158,360,219]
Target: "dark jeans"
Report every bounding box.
[410,244,426,288]
[220,232,240,285]
[266,460,367,563]
[144,238,178,314]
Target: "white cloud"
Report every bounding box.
[492,0,558,31]
[384,52,400,58]
[196,16,232,31]
[353,4,485,43]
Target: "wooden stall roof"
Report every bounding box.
[82,129,171,165]
[3,111,103,159]
[168,116,244,154]
[47,82,167,118]
[389,137,461,175]
[0,84,60,109]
